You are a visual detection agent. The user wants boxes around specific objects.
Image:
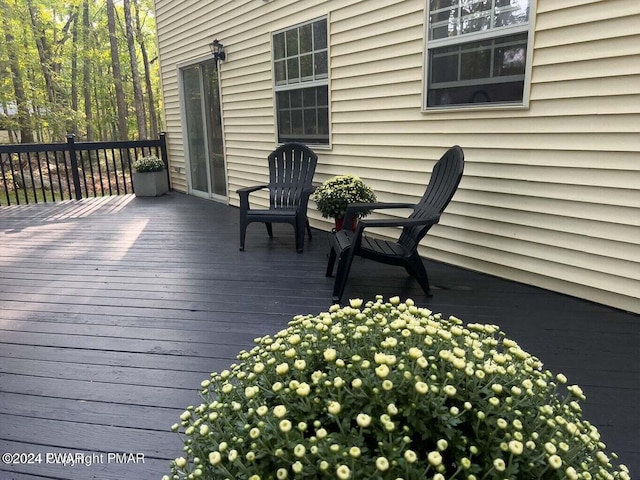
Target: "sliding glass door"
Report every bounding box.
[182,61,227,200]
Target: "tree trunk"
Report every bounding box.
[26,0,56,104]
[133,0,158,139]
[70,5,79,136]
[82,0,93,140]
[123,0,147,139]
[1,0,34,144]
[106,0,128,140]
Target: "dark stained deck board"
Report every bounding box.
[0,374,196,410]
[0,439,172,480]
[0,392,182,430]
[1,193,638,479]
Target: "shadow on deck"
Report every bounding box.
[0,192,638,479]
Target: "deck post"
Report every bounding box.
[66,134,83,200]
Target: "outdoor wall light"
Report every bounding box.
[209,39,226,62]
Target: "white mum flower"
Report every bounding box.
[376,457,390,471]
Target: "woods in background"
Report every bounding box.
[0,0,161,143]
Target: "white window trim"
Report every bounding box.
[422,1,536,112]
[271,16,331,147]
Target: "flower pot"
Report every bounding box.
[132,170,169,197]
[334,217,357,231]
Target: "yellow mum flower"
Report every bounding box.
[508,440,523,455]
[415,381,428,394]
[404,449,417,463]
[428,451,442,466]
[296,382,311,397]
[356,413,372,427]
[336,465,351,479]
[276,363,289,375]
[376,457,390,471]
[279,419,292,433]
[294,444,305,458]
[548,454,562,469]
[273,405,287,418]
[375,364,390,378]
[328,401,341,415]
[323,348,337,361]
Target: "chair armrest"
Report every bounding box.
[237,184,269,195]
[343,202,416,225]
[345,214,440,253]
[237,184,269,210]
[357,215,440,229]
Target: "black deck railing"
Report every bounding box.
[0,133,168,206]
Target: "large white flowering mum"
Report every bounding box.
[167,296,630,480]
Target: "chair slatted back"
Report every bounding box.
[268,143,318,209]
[399,145,464,251]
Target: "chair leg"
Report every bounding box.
[265,222,273,238]
[306,219,312,239]
[332,247,356,303]
[239,220,247,251]
[295,224,304,253]
[326,247,337,277]
[295,216,307,253]
[405,254,432,297]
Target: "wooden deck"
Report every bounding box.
[0,192,638,479]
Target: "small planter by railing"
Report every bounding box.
[132,156,169,197]
[0,133,169,206]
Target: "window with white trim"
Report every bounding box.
[273,18,329,144]
[425,0,532,108]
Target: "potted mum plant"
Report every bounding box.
[311,174,376,231]
[166,296,630,480]
[132,155,169,197]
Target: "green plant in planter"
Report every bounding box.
[166,296,630,480]
[311,174,376,220]
[132,155,165,172]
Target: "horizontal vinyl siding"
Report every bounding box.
[154,0,640,313]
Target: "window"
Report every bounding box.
[425,0,532,108]
[273,18,329,144]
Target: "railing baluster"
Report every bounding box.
[54,151,65,201]
[113,148,120,195]
[1,153,11,206]
[120,148,130,194]
[78,150,89,198]
[62,151,73,200]
[105,148,113,196]
[113,148,121,195]
[45,151,56,202]
[27,153,39,204]
[36,152,47,203]
[96,149,105,196]
[86,150,97,197]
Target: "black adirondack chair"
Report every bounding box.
[237,143,318,253]
[325,145,464,302]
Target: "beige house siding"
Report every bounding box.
[153,0,640,313]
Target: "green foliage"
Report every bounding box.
[167,296,630,480]
[0,0,161,142]
[132,155,164,172]
[311,174,376,219]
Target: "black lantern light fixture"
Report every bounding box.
[209,39,226,62]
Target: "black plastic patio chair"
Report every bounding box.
[325,145,464,302]
[237,143,318,253]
